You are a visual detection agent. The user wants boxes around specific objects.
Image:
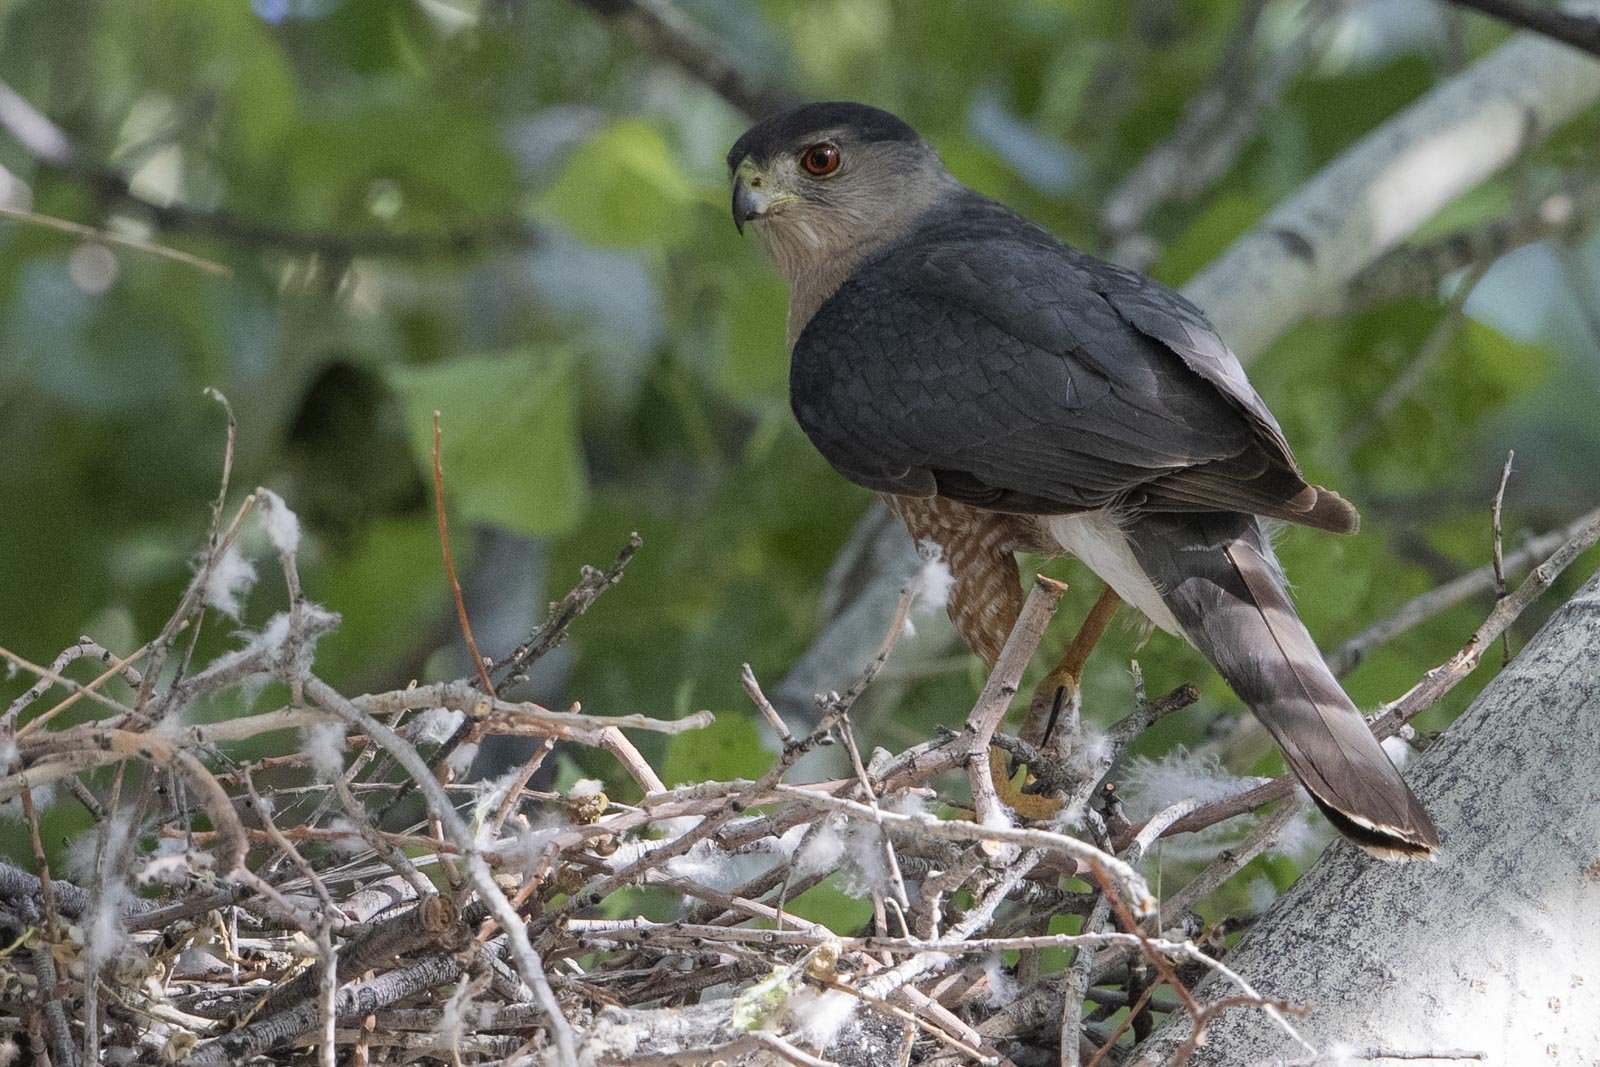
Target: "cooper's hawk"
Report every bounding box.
[729,101,1438,860]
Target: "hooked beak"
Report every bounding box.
[732,177,773,235]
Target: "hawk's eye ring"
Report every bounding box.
[800,143,840,176]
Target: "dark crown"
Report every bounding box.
[727,102,921,171]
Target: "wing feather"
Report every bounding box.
[789,191,1357,531]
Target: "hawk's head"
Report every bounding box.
[728,102,950,266]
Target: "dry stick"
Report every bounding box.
[775,786,1153,917]
[13,637,152,737]
[1091,868,1313,1067]
[0,860,158,921]
[432,412,495,696]
[1062,798,1203,1067]
[493,532,642,684]
[1443,0,1600,57]
[1490,451,1515,666]
[599,726,666,795]
[1064,899,1112,1067]
[411,531,645,815]
[2,636,145,730]
[1158,796,1302,922]
[0,202,231,275]
[190,953,465,1064]
[810,975,997,1066]
[138,394,246,714]
[111,794,175,1057]
[1373,506,1600,730]
[317,929,338,1067]
[3,706,330,801]
[555,586,928,960]
[837,714,911,911]
[329,774,434,898]
[280,899,463,1007]
[600,585,923,929]
[1085,980,1161,1067]
[857,851,1045,1004]
[833,583,918,713]
[1326,504,1600,676]
[489,736,557,836]
[304,675,578,1067]
[742,662,792,743]
[18,783,80,1067]
[1137,505,1600,847]
[28,937,79,1067]
[547,671,869,933]
[966,577,1067,840]
[0,645,140,720]
[17,788,58,944]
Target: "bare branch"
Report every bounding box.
[567,0,798,118]
[1443,0,1600,58]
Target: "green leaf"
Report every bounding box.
[386,349,587,536]
[538,120,697,247]
[309,517,456,684]
[660,710,770,788]
[786,881,875,936]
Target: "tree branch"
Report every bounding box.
[0,78,544,261]
[1185,4,1600,357]
[1443,0,1600,58]
[566,0,798,118]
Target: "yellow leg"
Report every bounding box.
[991,586,1121,821]
[1021,586,1122,745]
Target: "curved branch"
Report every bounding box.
[1185,9,1600,357]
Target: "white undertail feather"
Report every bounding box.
[1044,511,1182,635]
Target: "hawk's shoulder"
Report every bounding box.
[789,190,1358,533]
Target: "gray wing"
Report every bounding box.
[790,218,1356,532]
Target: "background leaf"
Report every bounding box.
[387,348,588,537]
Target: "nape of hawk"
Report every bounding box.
[729,100,1438,861]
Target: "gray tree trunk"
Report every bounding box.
[1134,571,1600,1065]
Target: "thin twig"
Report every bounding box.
[432,412,495,696]
[742,662,792,743]
[0,203,231,275]
[1327,504,1600,675]
[1491,451,1515,665]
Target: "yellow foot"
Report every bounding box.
[1021,586,1121,744]
[990,748,1065,821]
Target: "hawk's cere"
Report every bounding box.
[729,101,1439,860]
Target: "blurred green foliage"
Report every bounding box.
[2,0,1599,924]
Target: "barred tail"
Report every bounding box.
[1127,512,1439,860]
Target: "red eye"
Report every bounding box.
[801,143,840,176]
